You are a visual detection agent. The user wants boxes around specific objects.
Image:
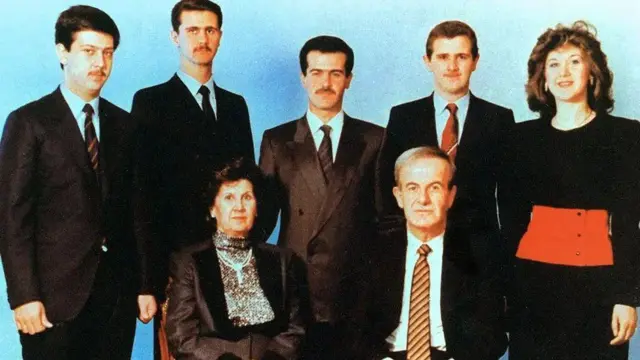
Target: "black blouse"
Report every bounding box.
[501,113,640,305]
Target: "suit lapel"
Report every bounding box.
[310,115,366,239]
[194,248,234,333]
[287,116,327,203]
[43,88,101,192]
[456,93,485,164]
[422,95,438,146]
[385,228,409,326]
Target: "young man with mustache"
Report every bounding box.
[0,5,139,359]
[259,35,383,359]
[130,0,255,358]
[376,20,515,285]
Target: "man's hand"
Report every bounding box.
[14,301,53,335]
[610,304,637,345]
[138,295,157,323]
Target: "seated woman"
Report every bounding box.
[166,157,306,360]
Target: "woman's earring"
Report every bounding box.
[544,82,549,92]
[589,76,594,86]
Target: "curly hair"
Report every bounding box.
[525,20,614,117]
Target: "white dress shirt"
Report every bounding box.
[60,84,101,141]
[176,70,217,117]
[305,110,344,162]
[386,229,448,354]
[433,91,470,147]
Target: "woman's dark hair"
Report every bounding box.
[206,157,267,239]
[525,20,614,118]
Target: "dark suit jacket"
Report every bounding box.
[131,74,255,297]
[259,114,383,326]
[376,93,515,273]
[166,241,305,360]
[364,224,507,360]
[0,88,137,322]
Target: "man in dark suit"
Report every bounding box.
[365,146,507,360]
[259,35,383,359]
[0,6,139,359]
[376,21,515,277]
[131,0,254,310]
[131,0,255,356]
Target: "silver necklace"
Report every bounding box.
[553,109,594,130]
[217,248,253,284]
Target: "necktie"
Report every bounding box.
[407,244,432,360]
[198,85,216,123]
[441,103,459,162]
[317,125,333,184]
[83,104,99,173]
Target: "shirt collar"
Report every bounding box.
[433,91,470,117]
[60,84,100,118]
[176,69,215,97]
[306,109,344,133]
[407,228,444,257]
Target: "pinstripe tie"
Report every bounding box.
[407,243,432,360]
[83,104,99,173]
[317,125,333,184]
[441,103,458,162]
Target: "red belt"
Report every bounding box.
[516,205,613,266]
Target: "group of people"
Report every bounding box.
[0,0,638,360]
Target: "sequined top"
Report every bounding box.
[213,230,275,327]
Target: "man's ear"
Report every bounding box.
[423,54,433,73]
[446,185,457,209]
[55,43,68,67]
[170,30,179,47]
[392,186,404,209]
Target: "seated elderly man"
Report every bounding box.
[363,146,507,360]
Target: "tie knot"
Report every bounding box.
[417,244,432,256]
[446,103,458,115]
[198,85,210,97]
[320,125,332,137]
[83,104,94,116]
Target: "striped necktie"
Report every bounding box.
[317,125,333,184]
[407,243,432,360]
[83,104,99,173]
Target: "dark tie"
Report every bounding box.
[198,85,216,123]
[407,244,432,360]
[441,103,459,162]
[83,104,99,173]
[317,125,333,184]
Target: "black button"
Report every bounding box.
[298,209,304,216]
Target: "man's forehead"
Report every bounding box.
[70,30,114,48]
[400,157,450,180]
[179,10,219,26]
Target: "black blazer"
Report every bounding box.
[259,114,383,326]
[376,93,515,272]
[166,241,306,360]
[363,224,508,360]
[0,88,137,322]
[131,74,255,297]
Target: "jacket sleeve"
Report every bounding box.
[264,251,307,360]
[375,106,405,223]
[0,111,41,309]
[130,91,169,299]
[166,252,239,360]
[257,131,282,240]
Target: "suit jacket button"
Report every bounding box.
[298,209,304,216]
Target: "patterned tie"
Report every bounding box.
[83,104,99,173]
[407,244,432,360]
[198,85,217,123]
[441,103,459,162]
[317,125,333,184]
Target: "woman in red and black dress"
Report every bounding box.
[502,21,640,360]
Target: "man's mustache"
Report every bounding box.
[315,88,335,95]
[194,46,212,52]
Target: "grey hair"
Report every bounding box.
[393,146,455,188]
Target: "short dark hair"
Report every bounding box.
[171,0,223,32]
[55,5,120,51]
[525,20,614,117]
[426,20,478,59]
[206,157,266,212]
[394,146,456,189]
[299,35,354,76]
